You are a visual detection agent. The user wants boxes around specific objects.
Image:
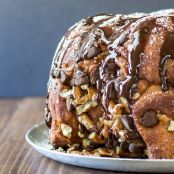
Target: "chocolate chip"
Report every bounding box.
[101,59,117,81]
[45,111,52,128]
[90,67,99,85]
[125,131,139,140]
[51,67,60,78]
[130,84,137,99]
[60,70,70,85]
[140,110,158,128]
[79,124,86,134]
[121,115,135,131]
[105,136,113,149]
[81,88,88,95]
[128,143,143,154]
[85,16,94,26]
[120,142,129,152]
[52,143,59,149]
[66,95,74,111]
[73,70,89,86]
[105,134,119,148]
[112,134,119,147]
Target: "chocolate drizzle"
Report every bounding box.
[160,55,171,91]
[96,27,149,113]
[119,28,148,101]
[48,13,174,123]
[94,16,174,114]
[160,31,174,91]
[80,29,105,60]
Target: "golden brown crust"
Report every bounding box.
[133,85,174,158]
[139,27,167,83]
[48,79,81,146]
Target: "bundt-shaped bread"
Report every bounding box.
[45,10,174,159]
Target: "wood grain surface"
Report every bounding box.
[0,97,154,174]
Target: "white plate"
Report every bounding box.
[25,123,174,173]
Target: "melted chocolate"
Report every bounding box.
[119,28,149,101]
[93,17,138,112]
[49,13,174,119]
[94,16,174,114]
[80,29,102,60]
[160,32,174,91]
[160,55,171,91]
[97,26,149,112]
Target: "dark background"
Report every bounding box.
[1,0,174,97]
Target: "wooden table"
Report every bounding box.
[0,97,153,174]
